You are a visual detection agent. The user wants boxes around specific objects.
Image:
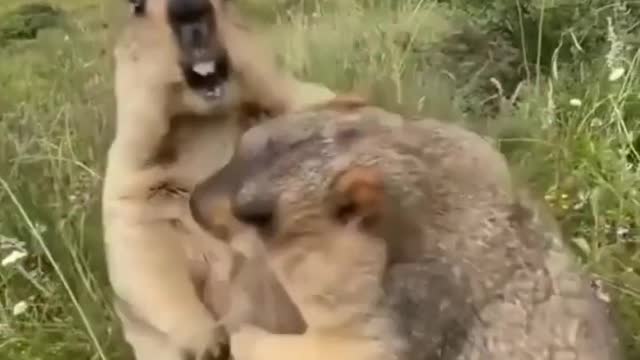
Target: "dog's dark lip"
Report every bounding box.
[181,54,231,99]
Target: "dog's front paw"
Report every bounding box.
[181,341,230,360]
[229,325,268,360]
[176,321,230,360]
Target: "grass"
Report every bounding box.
[0,0,638,359]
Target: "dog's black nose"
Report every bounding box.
[167,0,213,23]
[167,0,217,64]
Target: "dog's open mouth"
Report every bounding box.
[182,54,231,100]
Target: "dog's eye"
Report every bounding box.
[128,0,146,16]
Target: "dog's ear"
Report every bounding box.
[128,0,146,16]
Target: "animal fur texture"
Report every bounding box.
[189,99,623,360]
[102,0,334,359]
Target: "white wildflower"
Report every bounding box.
[569,98,582,107]
[1,250,27,267]
[608,67,625,82]
[12,301,28,316]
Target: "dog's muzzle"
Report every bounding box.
[167,0,231,99]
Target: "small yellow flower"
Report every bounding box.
[1,250,27,267]
[12,301,28,316]
[609,67,625,82]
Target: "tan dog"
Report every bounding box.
[102,0,334,359]
[190,99,622,360]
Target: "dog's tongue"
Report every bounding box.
[193,61,216,76]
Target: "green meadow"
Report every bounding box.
[0,0,638,359]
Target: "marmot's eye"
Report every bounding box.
[235,205,272,228]
[232,196,274,231]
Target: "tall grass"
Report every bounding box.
[0,0,638,359]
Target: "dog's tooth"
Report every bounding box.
[205,86,223,99]
[193,61,216,76]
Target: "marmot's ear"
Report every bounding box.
[331,166,384,227]
[128,0,146,16]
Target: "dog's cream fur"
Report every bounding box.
[102,0,335,358]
